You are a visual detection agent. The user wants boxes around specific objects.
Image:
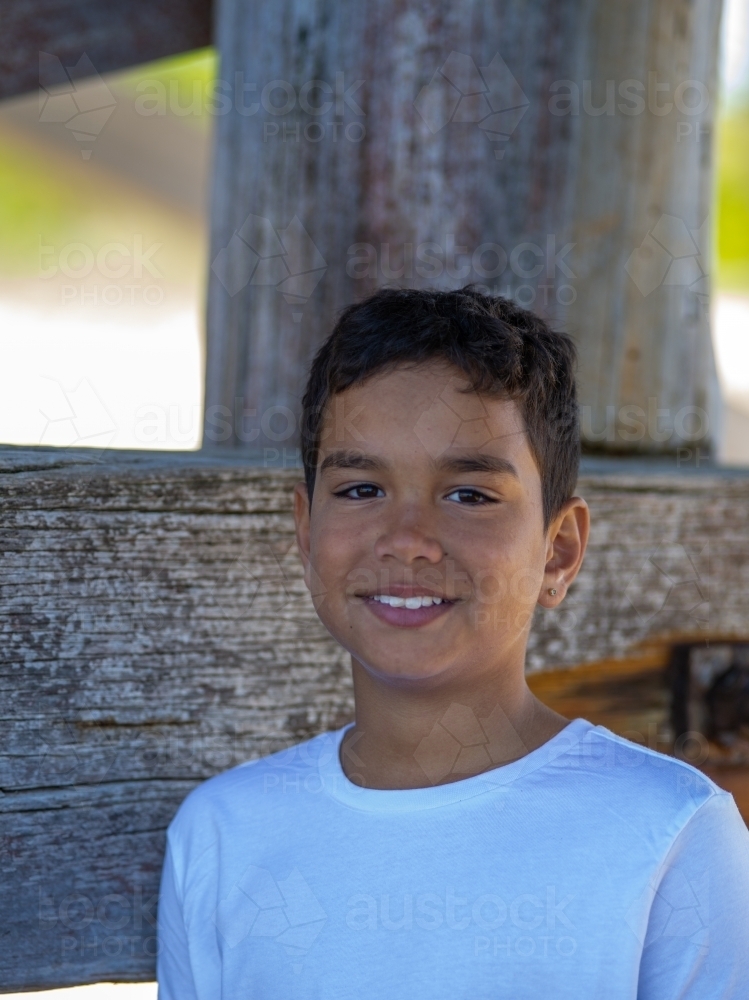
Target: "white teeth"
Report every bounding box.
[373,595,444,608]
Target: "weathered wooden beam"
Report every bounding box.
[0,0,214,100]
[1,446,748,989]
[0,448,352,991]
[205,0,723,455]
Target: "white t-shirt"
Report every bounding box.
[157,717,749,999]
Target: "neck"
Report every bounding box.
[341,658,569,790]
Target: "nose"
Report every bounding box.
[373,505,444,565]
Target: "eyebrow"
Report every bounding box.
[319,449,517,479]
[434,453,519,478]
[319,450,388,473]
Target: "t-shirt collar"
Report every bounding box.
[317,717,595,813]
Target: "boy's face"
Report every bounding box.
[294,361,588,689]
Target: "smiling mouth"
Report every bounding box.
[362,592,456,628]
[370,594,447,608]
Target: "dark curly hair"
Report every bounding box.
[301,286,579,528]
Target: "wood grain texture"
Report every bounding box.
[1,447,748,989]
[205,0,722,453]
[0,0,214,100]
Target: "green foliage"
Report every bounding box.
[118,47,218,125]
[121,47,217,93]
[715,104,749,290]
[0,49,217,276]
[0,140,88,273]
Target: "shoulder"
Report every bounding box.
[166,728,344,855]
[566,723,726,838]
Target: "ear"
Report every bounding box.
[537,496,590,608]
[293,481,312,591]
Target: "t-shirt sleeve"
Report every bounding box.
[157,832,199,1000]
[637,791,749,1000]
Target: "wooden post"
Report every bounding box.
[205,0,723,455]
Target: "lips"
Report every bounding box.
[362,592,455,628]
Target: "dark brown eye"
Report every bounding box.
[337,483,384,499]
[446,488,493,505]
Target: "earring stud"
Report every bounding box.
[549,588,557,596]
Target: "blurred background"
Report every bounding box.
[0,2,747,462]
[0,49,213,454]
[717,0,749,460]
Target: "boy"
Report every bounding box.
[158,287,749,999]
